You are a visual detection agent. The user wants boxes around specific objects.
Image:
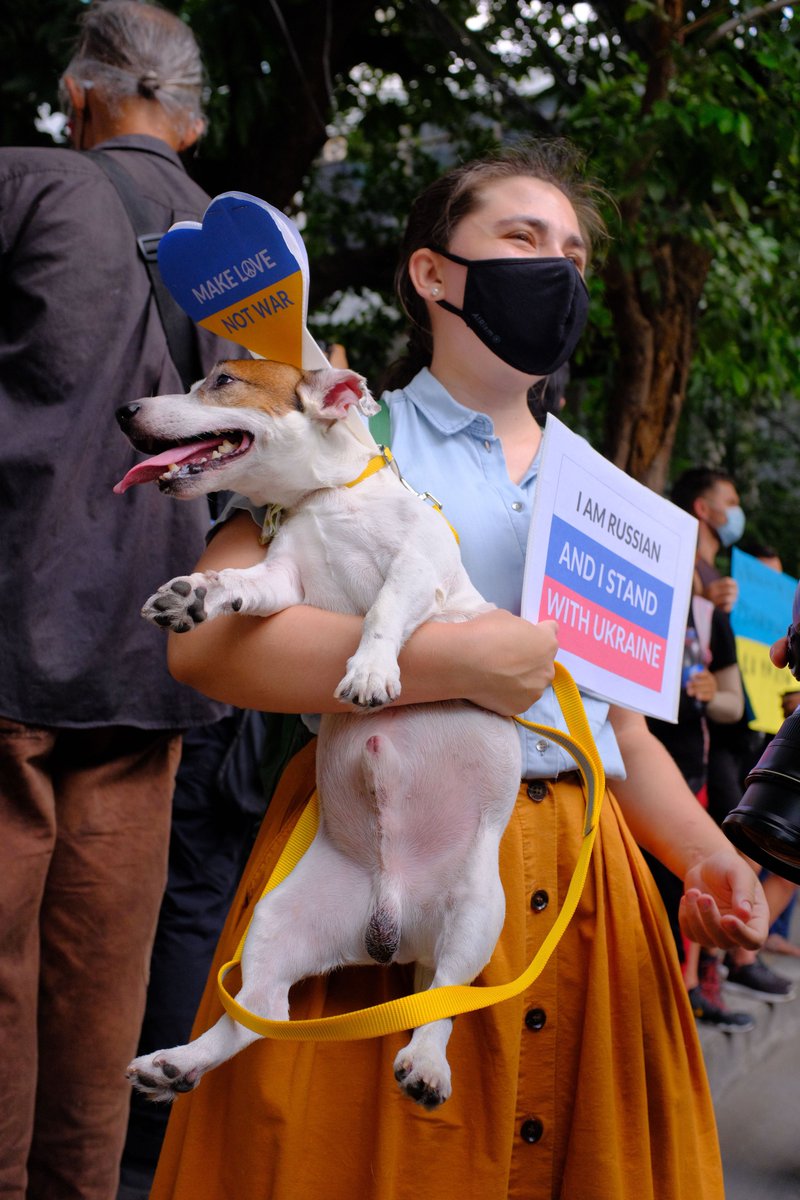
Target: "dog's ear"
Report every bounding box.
[298,368,380,423]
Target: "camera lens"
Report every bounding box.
[723,707,800,884]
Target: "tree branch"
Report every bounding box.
[704,0,796,46]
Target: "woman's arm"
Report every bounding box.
[167,511,559,716]
[609,705,768,950]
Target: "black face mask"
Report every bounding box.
[430,246,589,376]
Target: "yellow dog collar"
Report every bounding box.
[346,446,459,543]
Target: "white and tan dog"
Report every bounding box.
[115,359,522,1108]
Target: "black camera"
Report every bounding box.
[723,582,800,883]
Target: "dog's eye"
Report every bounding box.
[214,373,236,388]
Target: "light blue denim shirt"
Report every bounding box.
[226,366,625,780]
[382,368,626,781]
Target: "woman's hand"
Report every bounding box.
[447,611,558,716]
[680,849,769,951]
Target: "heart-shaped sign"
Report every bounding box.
[158,192,327,369]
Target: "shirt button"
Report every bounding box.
[525,1007,547,1031]
[511,501,523,511]
[483,440,492,451]
[535,739,549,754]
[530,889,549,912]
[521,1118,544,1144]
[526,781,547,802]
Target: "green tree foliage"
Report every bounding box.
[2,1,798,564]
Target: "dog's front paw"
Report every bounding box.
[141,572,236,633]
[335,650,402,709]
[126,1051,201,1103]
[335,666,401,709]
[393,1047,452,1109]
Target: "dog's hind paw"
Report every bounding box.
[141,573,217,632]
[126,1054,200,1103]
[393,1049,452,1109]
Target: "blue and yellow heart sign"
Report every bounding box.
[158,192,319,368]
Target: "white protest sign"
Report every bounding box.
[522,417,697,720]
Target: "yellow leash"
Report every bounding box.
[346,447,460,543]
[217,662,605,1041]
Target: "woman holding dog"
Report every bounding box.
[151,140,766,1200]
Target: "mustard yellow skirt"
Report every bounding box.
[152,741,723,1200]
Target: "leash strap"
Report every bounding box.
[346,446,460,543]
[217,661,605,1041]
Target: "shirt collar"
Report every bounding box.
[89,134,185,171]
[395,367,543,485]
[398,368,496,438]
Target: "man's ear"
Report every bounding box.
[693,496,710,523]
[62,75,86,117]
[298,368,380,423]
[178,115,207,153]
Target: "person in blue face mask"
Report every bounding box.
[671,468,796,1004]
[671,467,745,612]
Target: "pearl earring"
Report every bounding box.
[431,286,440,297]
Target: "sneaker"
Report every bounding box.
[723,954,797,1002]
[688,985,756,1032]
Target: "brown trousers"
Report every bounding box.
[0,719,182,1200]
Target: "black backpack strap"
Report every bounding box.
[87,149,202,390]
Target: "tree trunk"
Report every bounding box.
[190,0,381,210]
[602,235,712,494]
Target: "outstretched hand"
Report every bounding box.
[680,848,768,951]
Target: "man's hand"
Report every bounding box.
[771,635,790,669]
[685,668,717,704]
[703,575,738,613]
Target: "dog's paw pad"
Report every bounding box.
[126,1057,200,1103]
[141,576,211,632]
[406,1078,446,1109]
[393,1051,451,1109]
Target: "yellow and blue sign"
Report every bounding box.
[157,192,326,369]
[731,548,800,733]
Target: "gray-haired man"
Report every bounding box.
[0,4,240,1196]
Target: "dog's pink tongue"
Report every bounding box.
[113,439,224,494]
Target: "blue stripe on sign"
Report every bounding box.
[545,514,673,638]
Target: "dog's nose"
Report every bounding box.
[116,402,141,428]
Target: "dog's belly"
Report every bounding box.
[317,702,521,903]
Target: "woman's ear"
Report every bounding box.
[408,248,445,302]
